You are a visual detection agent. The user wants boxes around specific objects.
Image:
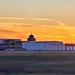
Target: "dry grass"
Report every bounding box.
[0,51,75,74]
[0,51,75,56]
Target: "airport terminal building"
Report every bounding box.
[0,34,75,51]
[22,34,66,51]
[0,39,22,51]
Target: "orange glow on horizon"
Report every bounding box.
[0,0,75,44]
[0,22,75,44]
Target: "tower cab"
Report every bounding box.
[27,34,36,41]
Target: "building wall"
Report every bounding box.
[4,39,22,50]
[22,41,65,51]
[35,42,45,51]
[0,39,22,51]
[22,41,35,50]
[0,40,4,44]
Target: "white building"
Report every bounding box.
[22,34,65,51]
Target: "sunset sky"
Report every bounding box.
[0,0,75,43]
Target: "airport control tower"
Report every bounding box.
[27,34,36,41]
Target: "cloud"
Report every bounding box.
[62,6,74,9]
[28,18,66,26]
[55,20,66,26]
[0,21,75,43]
[0,17,23,20]
[0,29,18,34]
[0,17,66,26]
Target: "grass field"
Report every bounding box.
[0,51,75,75]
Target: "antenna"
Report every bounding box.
[31,30,32,34]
